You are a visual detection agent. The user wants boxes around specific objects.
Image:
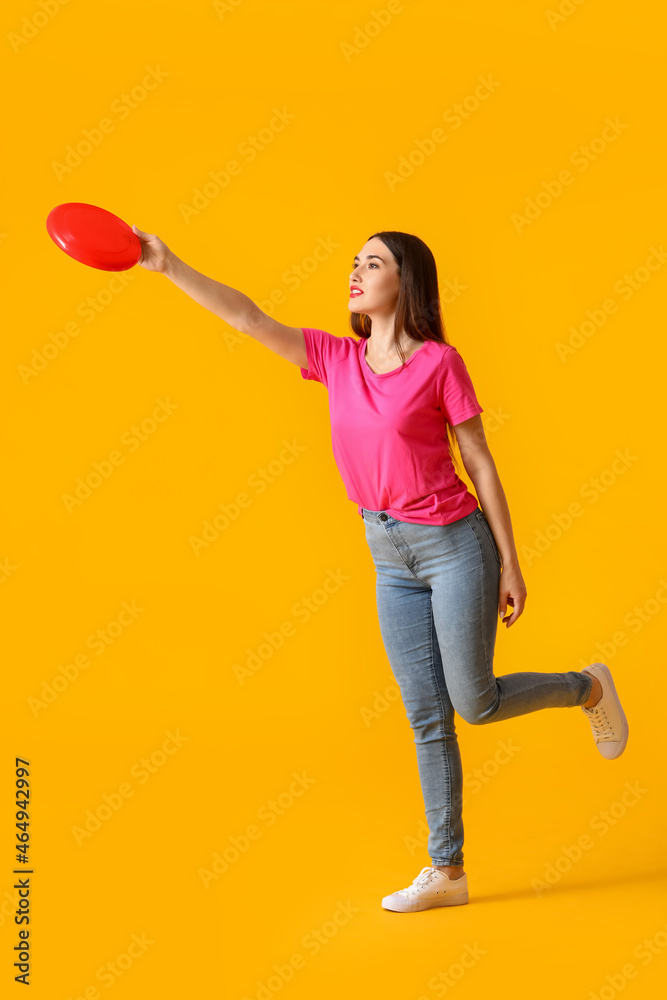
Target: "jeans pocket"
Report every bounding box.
[475,510,502,567]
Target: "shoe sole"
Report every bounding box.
[585,662,629,758]
[382,892,469,912]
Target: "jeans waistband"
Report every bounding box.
[360,506,481,526]
[360,507,400,525]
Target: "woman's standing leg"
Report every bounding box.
[362,511,465,868]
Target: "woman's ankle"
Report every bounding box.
[583,675,602,708]
[432,863,465,878]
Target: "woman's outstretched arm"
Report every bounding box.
[131,225,308,368]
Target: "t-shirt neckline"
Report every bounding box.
[361,337,430,377]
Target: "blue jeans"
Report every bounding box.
[361,505,594,867]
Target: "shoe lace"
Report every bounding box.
[584,703,615,741]
[400,866,438,895]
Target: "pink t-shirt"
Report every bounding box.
[299,328,484,525]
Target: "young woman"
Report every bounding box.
[131,225,629,913]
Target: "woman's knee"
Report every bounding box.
[406,704,455,737]
[454,696,499,726]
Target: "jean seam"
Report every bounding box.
[475,510,502,567]
[383,524,426,584]
[392,521,433,592]
[427,597,453,865]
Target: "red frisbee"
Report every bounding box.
[46,202,142,271]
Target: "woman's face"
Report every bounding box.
[349,237,400,317]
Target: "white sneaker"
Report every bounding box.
[381,866,469,912]
[581,662,629,759]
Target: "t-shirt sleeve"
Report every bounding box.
[438,346,484,426]
[299,327,345,388]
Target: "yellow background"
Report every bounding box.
[1,0,666,996]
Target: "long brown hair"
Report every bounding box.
[349,230,462,472]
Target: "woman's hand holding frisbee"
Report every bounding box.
[131,225,174,273]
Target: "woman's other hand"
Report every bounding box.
[499,565,527,627]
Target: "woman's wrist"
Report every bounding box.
[501,552,520,572]
[162,252,182,279]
